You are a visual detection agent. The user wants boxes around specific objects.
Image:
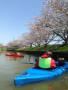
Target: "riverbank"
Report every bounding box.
[16,45,68,52]
[7,45,68,60]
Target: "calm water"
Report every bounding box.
[0,53,68,90]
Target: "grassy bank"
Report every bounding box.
[16,45,68,52]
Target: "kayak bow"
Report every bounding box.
[14,62,68,86]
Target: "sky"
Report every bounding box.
[0,0,45,45]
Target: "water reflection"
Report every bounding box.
[20,54,36,64]
[5,53,36,64]
[6,56,24,61]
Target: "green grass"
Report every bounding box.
[25,46,45,51]
[16,45,68,52]
[56,45,68,52]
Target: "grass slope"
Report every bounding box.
[16,45,68,52]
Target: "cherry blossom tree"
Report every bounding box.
[41,0,68,45]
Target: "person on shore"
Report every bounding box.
[35,50,56,69]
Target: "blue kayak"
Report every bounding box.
[14,62,68,86]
